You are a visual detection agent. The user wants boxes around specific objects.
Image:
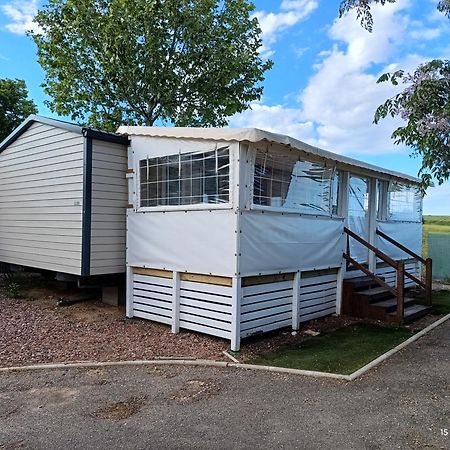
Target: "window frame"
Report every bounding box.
[135,146,234,212]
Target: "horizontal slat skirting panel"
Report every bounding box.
[240,279,294,338]
[300,307,336,323]
[300,288,337,302]
[241,296,292,313]
[134,287,172,302]
[180,280,233,296]
[133,273,173,287]
[132,273,173,325]
[300,300,336,316]
[179,297,232,314]
[179,304,232,323]
[300,282,337,295]
[241,289,292,306]
[299,269,338,324]
[133,310,172,325]
[300,293,337,309]
[241,312,292,333]
[300,273,339,285]
[178,321,231,340]
[241,272,295,287]
[242,280,293,297]
[240,319,292,339]
[178,279,232,338]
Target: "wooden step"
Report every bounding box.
[344,276,385,291]
[356,286,394,302]
[389,304,431,323]
[371,297,416,313]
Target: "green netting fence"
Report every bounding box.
[428,233,450,280]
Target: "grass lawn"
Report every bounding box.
[423,215,450,257]
[425,291,450,315]
[250,324,414,375]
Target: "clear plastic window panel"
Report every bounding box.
[139,146,230,207]
[388,182,422,222]
[253,149,334,214]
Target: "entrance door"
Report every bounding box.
[347,175,370,263]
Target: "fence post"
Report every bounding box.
[425,258,433,307]
[396,261,405,324]
[126,266,134,318]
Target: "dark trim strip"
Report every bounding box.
[81,136,93,277]
[83,128,129,145]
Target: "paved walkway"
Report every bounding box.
[0,321,449,450]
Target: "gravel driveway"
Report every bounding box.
[0,318,449,450]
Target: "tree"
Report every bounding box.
[339,0,450,189]
[31,0,272,132]
[0,79,38,141]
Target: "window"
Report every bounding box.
[139,146,230,207]
[348,175,369,219]
[388,182,422,222]
[252,149,337,215]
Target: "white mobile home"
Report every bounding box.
[0,116,129,278]
[120,127,431,351]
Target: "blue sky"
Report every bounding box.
[0,0,449,214]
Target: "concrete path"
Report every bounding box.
[0,321,449,450]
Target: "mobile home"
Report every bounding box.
[0,115,129,280]
[120,127,431,351]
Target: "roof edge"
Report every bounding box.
[0,115,129,153]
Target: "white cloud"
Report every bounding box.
[233,0,445,159]
[232,103,315,141]
[254,0,318,57]
[424,183,450,215]
[1,0,41,35]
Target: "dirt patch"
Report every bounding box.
[169,379,221,404]
[93,395,147,421]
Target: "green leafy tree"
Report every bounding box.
[339,0,450,189]
[0,79,38,141]
[31,0,272,131]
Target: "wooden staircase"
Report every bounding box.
[342,227,432,325]
[342,276,431,324]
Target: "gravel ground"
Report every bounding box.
[0,287,228,367]
[0,320,448,450]
[0,277,444,368]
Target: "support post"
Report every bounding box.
[231,276,241,352]
[368,177,378,274]
[292,272,301,330]
[396,261,405,324]
[336,267,344,315]
[425,258,433,306]
[172,271,180,334]
[125,266,134,318]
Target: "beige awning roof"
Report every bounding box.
[116,126,420,184]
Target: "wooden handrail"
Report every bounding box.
[344,227,399,269]
[343,253,397,296]
[376,228,432,307]
[376,229,425,264]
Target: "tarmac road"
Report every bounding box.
[0,320,449,450]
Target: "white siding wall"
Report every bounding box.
[0,122,85,274]
[89,139,128,275]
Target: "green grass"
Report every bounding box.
[423,291,450,315]
[249,324,414,375]
[422,215,450,257]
